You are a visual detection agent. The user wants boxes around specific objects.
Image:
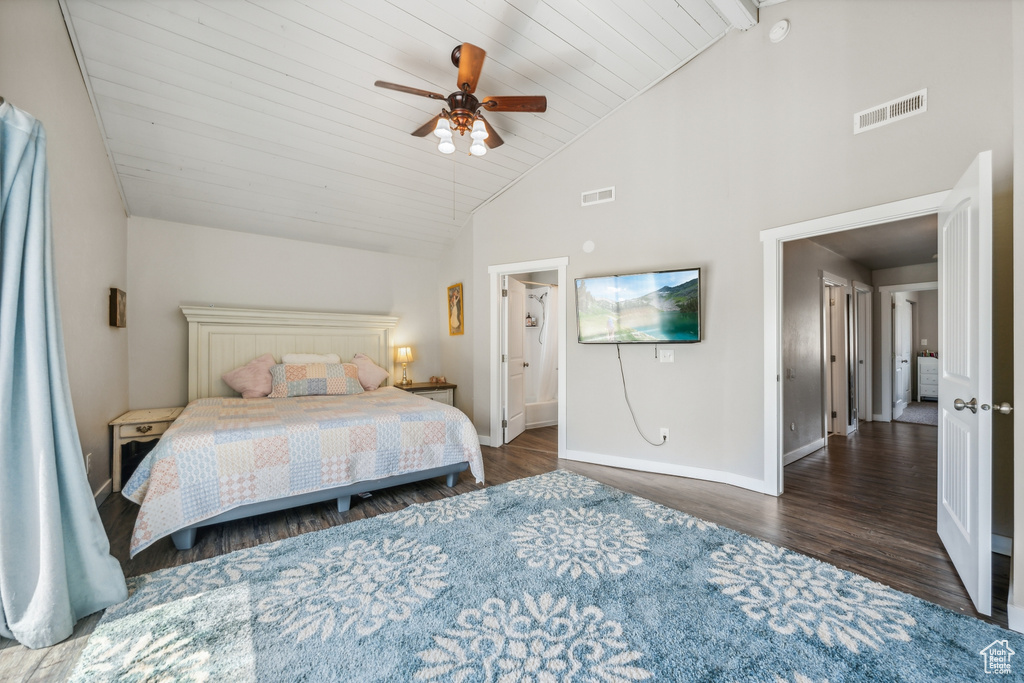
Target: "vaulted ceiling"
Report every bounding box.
[61,0,764,256]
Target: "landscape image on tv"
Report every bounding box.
[576,268,700,343]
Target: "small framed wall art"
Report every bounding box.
[447,282,463,336]
[109,288,126,328]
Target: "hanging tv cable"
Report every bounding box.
[616,344,666,446]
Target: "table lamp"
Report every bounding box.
[397,346,414,385]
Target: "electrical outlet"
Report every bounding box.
[920,339,928,346]
[790,423,796,431]
[659,428,669,442]
[659,349,674,363]
[85,452,92,474]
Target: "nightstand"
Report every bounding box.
[394,382,456,406]
[109,407,183,492]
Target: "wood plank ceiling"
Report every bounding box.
[60,0,750,257]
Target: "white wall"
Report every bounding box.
[437,220,475,422]
[0,0,129,495]
[127,217,441,408]
[457,0,1014,487]
[914,290,938,359]
[782,240,872,455]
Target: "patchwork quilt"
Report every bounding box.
[123,387,484,556]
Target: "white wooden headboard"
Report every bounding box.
[181,306,399,401]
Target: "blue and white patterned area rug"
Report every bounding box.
[72,471,1018,682]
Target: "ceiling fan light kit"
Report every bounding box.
[375,42,546,158]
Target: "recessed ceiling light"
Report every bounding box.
[769,20,790,44]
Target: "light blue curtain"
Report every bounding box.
[0,101,126,649]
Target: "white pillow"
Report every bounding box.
[282,353,341,364]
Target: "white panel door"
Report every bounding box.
[937,151,993,616]
[503,277,527,443]
[892,298,912,419]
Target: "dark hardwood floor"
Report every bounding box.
[0,421,1009,681]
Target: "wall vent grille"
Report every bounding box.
[581,186,615,206]
[854,89,927,134]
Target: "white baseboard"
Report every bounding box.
[527,420,558,430]
[477,434,493,447]
[872,413,886,422]
[93,478,112,506]
[562,449,770,495]
[783,438,826,466]
[993,534,1012,557]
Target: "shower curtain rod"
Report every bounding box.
[518,280,555,287]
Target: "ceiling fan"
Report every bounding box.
[374,42,547,157]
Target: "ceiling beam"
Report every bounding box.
[709,0,758,31]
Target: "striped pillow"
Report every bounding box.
[267,363,364,398]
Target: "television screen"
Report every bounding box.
[575,268,701,344]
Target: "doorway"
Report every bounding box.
[503,271,561,444]
[764,152,997,617]
[487,257,568,456]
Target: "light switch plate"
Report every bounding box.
[659,349,674,363]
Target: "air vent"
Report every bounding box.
[854,89,927,134]
[581,186,615,207]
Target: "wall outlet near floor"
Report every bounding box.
[659,349,674,363]
[659,428,669,442]
[85,452,92,475]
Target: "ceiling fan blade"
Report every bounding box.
[456,43,486,93]
[482,95,547,113]
[374,80,446,100]
[411,115,442,137]
[479,115,504,148]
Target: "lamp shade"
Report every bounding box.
[397,347,414,363]
[433,117,453,138]
[470,119,488,140]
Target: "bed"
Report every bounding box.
[122,306,484,556]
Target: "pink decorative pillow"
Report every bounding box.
[221,353,275,398]
[351,352,390,390]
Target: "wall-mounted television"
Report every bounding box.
[575,267,701,344]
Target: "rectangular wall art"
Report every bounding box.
[447,283,463,336]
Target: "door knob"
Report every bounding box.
[523,361,529,367]
[953,397,978,414]
[982,402,1014,414]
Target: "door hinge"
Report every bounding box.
[831,354,836,362]
[831,411,837,418]
[502,288,508,297]
[502,419,508,428]
[502,354,507,362]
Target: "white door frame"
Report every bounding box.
[761,191,949,495]
[853,281,873,427]
[488,257,569,456]
[878,282,938,422]
[821,272,849,438]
